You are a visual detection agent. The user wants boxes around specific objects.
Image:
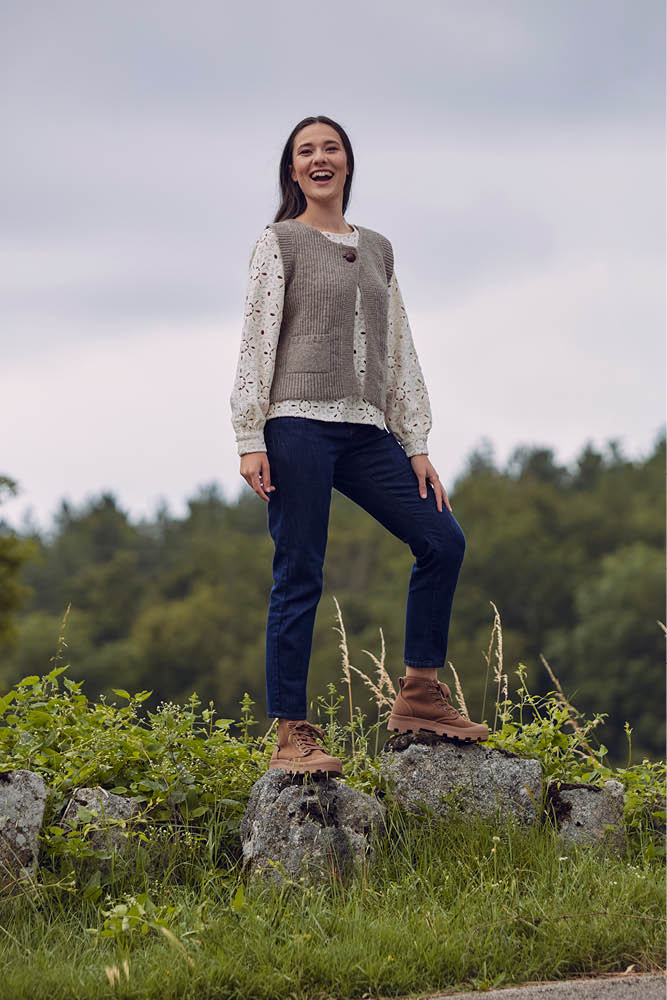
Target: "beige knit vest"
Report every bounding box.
[266,219,394,411]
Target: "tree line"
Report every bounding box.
[0,430,664,765]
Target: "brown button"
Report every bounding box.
[343,250,357,262]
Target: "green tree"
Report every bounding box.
[3,431,664,765]
[545,541,665,761]
[0,477,37,649]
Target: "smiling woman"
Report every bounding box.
[273,116,356,232]
[229,114,489,777]
[289,127,350,215]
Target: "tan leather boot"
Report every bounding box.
[269,719,343,776]
[388,675,489,742]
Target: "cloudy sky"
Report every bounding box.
[2,0,664,534]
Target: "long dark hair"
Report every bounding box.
[273,115,355,222]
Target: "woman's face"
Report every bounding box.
[290,123,349,207]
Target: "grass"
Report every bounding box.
[0,599,664,998]
[0,806,664,999]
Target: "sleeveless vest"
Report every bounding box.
[266,219,394,411]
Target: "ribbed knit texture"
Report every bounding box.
[267,219,394,411]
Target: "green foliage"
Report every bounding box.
[0,662,272,877]
[545,541,664,758]
[2,428,665,767]
[0,476,37,649]
[87,891,179,941]
[1,813,664,999]
[0,604,664,999]
[1,607,662,880]
[486,663,666,849]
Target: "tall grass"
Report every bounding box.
[0,599,664,999]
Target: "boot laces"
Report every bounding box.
[426,679,460,720]
[287,720,327,755]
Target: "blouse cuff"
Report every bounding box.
[237,432,267,456]
[402,437,429,458]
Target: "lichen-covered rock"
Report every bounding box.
[380,732,543,825]
[0,769,48,887]
[61,787,141,858]
[546,779,627,853]
[240,770,386,885]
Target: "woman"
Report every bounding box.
[230,115,489,776]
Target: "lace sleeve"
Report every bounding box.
[384,271,432,457]
[229,227,285,455]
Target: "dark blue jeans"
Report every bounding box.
[263,416,466,719]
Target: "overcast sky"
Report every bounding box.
[2,0,664,534]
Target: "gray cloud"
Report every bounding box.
[1,0,664,528]
[4,1,663,119]
[3,0,663,331]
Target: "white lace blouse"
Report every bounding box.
[230,223,432,457]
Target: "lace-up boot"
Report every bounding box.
[269,719,343,776]
[388,675,489,742]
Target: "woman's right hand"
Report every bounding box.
[240,451,275,502]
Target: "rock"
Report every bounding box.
[0,769,48,887]
[380,732,543,825]
[240,770,386,885]
[61,787,141,859]
[546,779,627,853]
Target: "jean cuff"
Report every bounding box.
[404,659,444,668]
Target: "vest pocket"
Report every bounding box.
[284,334,332,374]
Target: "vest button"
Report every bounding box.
[343,250,357,262]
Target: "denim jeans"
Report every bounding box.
[263,416,466,719]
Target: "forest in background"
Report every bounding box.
[1,429,664,767]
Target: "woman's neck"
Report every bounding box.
[294,208,354,234]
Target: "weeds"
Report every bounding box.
[0,599,663,999]
[0,598,663,875]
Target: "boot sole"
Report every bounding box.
[268,760,343,776]
[387,713,489,743]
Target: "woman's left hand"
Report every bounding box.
[410,454,452,513]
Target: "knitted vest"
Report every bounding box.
[266,219,394,410]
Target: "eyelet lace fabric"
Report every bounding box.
[230,225,432,459]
